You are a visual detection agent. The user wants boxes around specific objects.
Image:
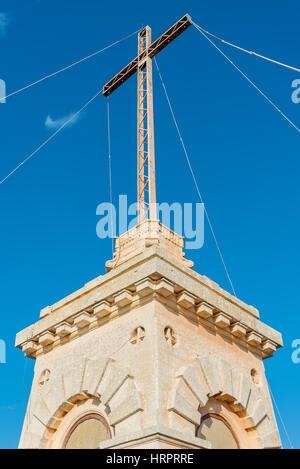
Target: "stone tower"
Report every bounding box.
[16,219,282,449]
[16,15,283,450]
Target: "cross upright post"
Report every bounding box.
[137,26,156,223]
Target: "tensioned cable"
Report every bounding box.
[107,97,114,255]
[268,384,294,449]
[192,22,300,134]
[193,22,300,74]
[191,23,294,447]
[154,57,237,297]
[0,28,140,103]
[0,87,103,186]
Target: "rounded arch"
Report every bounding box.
[21,355,143,449]
[63,411,111,449]
[168,355,281,449]
[197,411,240,449]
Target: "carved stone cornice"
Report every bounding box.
[15,246,282,361]
[105,219,194,272]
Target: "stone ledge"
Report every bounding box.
[26,244,260,326]
[99,425,211,449]
[15,248,283,358]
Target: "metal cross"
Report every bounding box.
[103,14,192,224]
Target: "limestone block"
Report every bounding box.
[94,301,111,318]
[261,429,282,449]
[59,401,74,413]
[22,341,38,356]
[231,322,247,337]
[40,305,52,319]
[114,290,132,307]
[262,340,277,356]
[155,278,174,297]
[110,392,143,426]
[135,279,155,297]
[81,357,109,396]
[218,359,234,401]
[21,432,41,449]
[247,332,262,346]
[230,370,244,412]
[176,365,208,407]
[73,311,92,328]
[100,425,211,449]
[177,292,195,309]
[39,332,55,346]
[98,361,129,405]
[243,399,267,429]
[39,438,51,449]
[55,322,72,337]
[62,361,86,402]
[237,375,252,411]
[32,397,52,427]
[245,387,259,417]
[196,302,214,319]
[214,312,231,329]
[41,374,65,417]
[198,356,222,397]
[168,381,200,426]
[114,408,143,438]
[46,416,61,430]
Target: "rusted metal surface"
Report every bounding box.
[103,14,192,97]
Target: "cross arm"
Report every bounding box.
[102,14,192,97]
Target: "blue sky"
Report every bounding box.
[0,0,299,449]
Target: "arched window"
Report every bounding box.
[196,413,239,449]
[63,413,111,449]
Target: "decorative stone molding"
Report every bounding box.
[135,279,155,297]
[247,332,262,347]
[16,247,283,362]
[20,355,143,449]
[262,340,277,356]
[100,425,211,449]
[231,322,247,337]
[39,332,55,346]
[17,273,282,360]
[196,302,214,319]
[22,341,38,357]
[105,220,194,272]
[214,312,231,329]
[130,327,145,345]
[164,327,177,347]
[168,357,281,449]
[114,289,133,307]
[94,301,112,318]
[73,311,93,328]
[155,278,174,297]
[55,322,72,337]
[177,292,196,309]
[38,369,51,387]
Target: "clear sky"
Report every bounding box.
[0,0,299,449]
